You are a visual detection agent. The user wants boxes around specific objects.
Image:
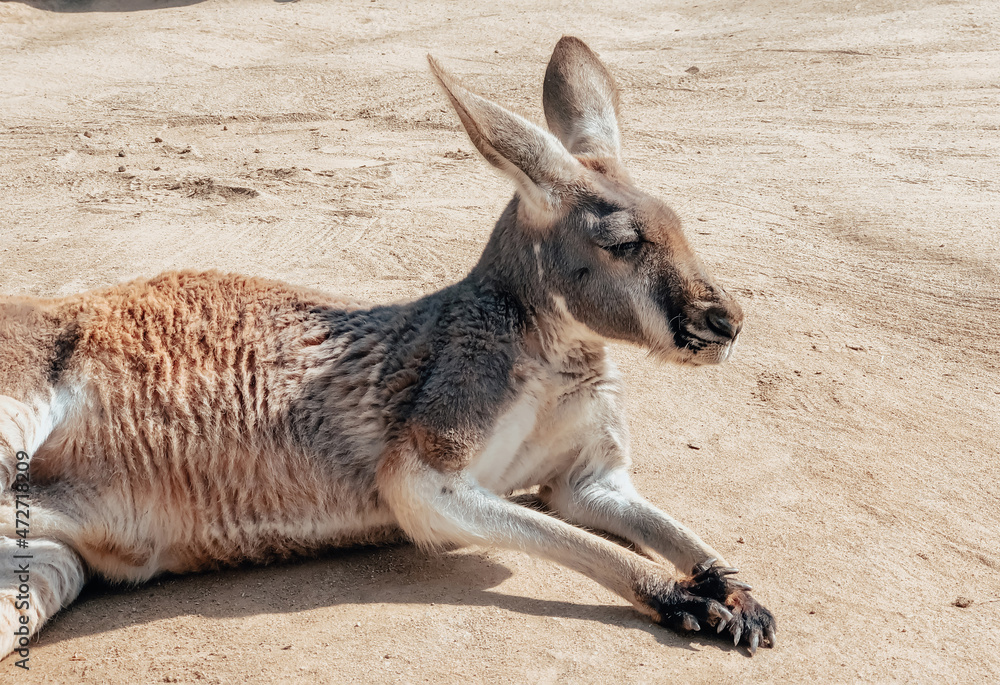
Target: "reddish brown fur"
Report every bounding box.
[14,272,392,576]
[407,423,478,473]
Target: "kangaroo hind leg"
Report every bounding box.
[0,395,57,490]
[1,477,91,661]
[0,536,86,661]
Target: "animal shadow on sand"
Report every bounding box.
[12,0,205,13]
[33,513,746,657]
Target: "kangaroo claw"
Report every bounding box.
[693,558,718,575]
[681,613,701,632]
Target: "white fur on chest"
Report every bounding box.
[467,371,612,494]
[466,382,545,493]
[467,302,619,494]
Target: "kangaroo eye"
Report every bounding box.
[603,240,643,258]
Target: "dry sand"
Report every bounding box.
[1,0,998,682]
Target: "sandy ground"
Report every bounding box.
[1,0,998,682]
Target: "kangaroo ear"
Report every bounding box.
[542,36,622,160]
[428,55,582,215]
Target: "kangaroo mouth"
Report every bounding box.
[694,336,738,365]
[676,326,713,353]
[657,317,739,366]
[667,315,712,353]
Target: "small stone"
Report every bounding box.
[118,166,126,172]
[254,149,261,154]
[154,137,163,143]
[117,150,126,157]
[685,66,700,74]
[153,166,161,171]
[83,131,92,138]
[687,443,701,450]
[953,596,974,608]
[737,537,745,544]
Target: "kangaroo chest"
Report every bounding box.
[466,353,615,494]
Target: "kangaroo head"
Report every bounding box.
[429,36,743,366]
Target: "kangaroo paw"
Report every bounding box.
[681,558,777,655]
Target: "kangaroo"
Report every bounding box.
[0,37,776,661]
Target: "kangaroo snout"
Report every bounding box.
[703,302,743,342]
[665,291,744,365]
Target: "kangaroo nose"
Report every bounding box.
[705,307,740,340]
